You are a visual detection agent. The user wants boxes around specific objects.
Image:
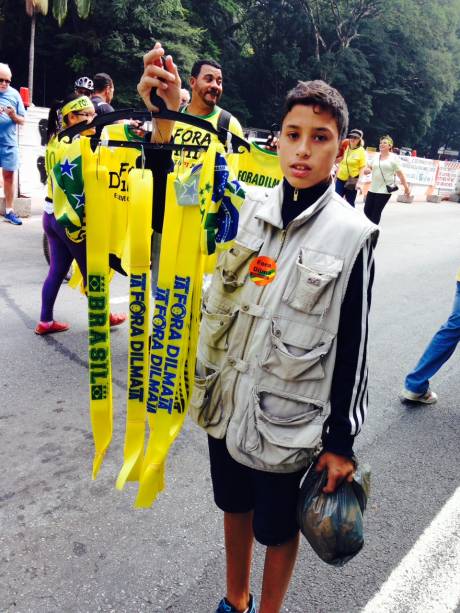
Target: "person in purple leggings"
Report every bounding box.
[36,93,126,335]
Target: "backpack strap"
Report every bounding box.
[217,108,232,146]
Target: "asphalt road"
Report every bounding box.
[1,200,459,613]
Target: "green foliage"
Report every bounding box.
[2,0,460,153]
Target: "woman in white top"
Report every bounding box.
[363,135,411,224]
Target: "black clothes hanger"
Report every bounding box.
[58,104,249,153]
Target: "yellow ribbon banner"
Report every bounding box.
[135,164,207,507]
[82,137,113,479]
[116,169,153,489]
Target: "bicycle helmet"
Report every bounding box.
[74,76,94,92]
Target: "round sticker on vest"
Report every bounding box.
[249,256,277,286]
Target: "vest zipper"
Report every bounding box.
[232,227,289,408]
[293,188,299,201]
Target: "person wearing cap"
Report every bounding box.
[335,128,366,206]
[91,73,115,115]
[74,76,94,97]
[362,135,411,225]
[0,62,26,226]
[36,93,126,335]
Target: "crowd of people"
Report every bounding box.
[1,47,458,613]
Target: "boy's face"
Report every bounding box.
[278,104,340,189]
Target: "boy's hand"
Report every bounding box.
[137,42,181,113]
[315,451,355,494]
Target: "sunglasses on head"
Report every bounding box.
[0,78,11,84]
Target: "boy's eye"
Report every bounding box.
[313,134,328,142]
[287,132,299,140]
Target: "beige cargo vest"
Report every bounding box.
[189,183,378,473]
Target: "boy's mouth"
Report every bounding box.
[290,163,312,177]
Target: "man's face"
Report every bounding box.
[190,65,223,110]
[0,66,12,94]
[75,87,92,97]
[106,84,114,103]
[278,104,340,189]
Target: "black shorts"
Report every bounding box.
[208,435,306,546]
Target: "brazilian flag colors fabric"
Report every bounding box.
[237,141,283,189]
[116,169,153,489]
[171,107,243,180]
[81,136,113,479]
[100,124,143,264]
[135,142,246,508]
[52,138,86,243]
[58,132,245,507]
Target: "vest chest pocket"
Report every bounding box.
[261,320,334,381]
[283,249,343,315]
[218,233,264,291]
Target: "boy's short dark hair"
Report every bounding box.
[93,72,113,92]
[281,80,349,140]
[191,59,222,78]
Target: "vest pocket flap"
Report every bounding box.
[218,235,263,290]
[255,388,323,449]
[283,250,344,315]
[271,317,334,349]
[261,320,334,381]
[300,248,344,275]
[201,307,237,349]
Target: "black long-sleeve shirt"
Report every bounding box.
[281,180,375,457]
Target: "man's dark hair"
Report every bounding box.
[93,72,113,93]
[191,59,222,78]
[281,80,349,140]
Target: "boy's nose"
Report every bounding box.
[296,140,311,157]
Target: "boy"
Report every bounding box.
[138,45,378,613]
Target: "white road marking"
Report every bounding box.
[361,487,460,613]
[110,296,129,305]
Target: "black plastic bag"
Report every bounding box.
[296,461,371,566]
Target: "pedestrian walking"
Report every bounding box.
[36,93,126,335]
[363,135,411,225]
[335,128,366,206]
[401,269,460,404]
[0,62,26,226]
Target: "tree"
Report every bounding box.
[24,0,48,102]
[24,0,92,102]
[52,0,91,26]
[31,0,203,107]
[296,0,382,75]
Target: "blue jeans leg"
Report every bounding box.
[405,281,460,394]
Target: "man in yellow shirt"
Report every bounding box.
[171,59,243,177]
